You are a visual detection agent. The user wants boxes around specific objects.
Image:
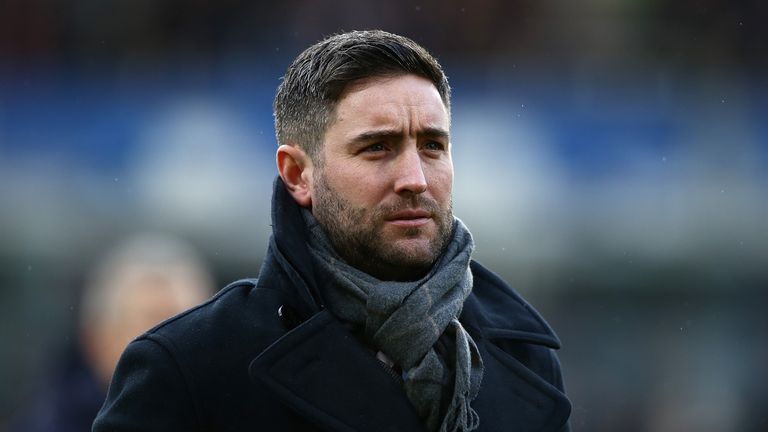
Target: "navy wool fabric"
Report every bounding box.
[92,178,571,432]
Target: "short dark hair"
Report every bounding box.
[273,30,451,163]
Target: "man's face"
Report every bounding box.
[310,74,454,281]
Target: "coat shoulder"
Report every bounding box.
[144,278,259,332]
[468,260,561,348]
[140,278,287,358]
[94,279,306,431]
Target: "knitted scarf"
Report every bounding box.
[303,210,484,432]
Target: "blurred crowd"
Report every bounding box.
[8,234,213,431]
[1,1,767,430]
[2,1,767,71]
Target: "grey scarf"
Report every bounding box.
[303,210,484,432]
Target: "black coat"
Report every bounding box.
[93,180,571,432]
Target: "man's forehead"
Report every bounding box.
[340,74,446,107]
[334,75,449,129]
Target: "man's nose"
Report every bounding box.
[393,148,428,195]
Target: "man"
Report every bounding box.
[93,30,571,432]
[11,234,211,432]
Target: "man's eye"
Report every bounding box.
[423,141,445,151]
[364,143,386,152]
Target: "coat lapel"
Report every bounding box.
[249,310,427,432]
[471,338,571,432]
[460,262,572,432]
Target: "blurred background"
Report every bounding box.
[1,0,766,430]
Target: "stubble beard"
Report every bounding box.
[312,171,454,281]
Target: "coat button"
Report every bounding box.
[278,305,301,330]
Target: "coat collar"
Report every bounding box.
[461,260,562,349]
[266,177,326,318]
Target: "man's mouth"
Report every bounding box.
[384,210,432,227]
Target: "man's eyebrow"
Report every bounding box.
[350,127,449,143]
[351,130,402,143]
[421,127,450,139]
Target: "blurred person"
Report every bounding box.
[94,30,571,432]
[10,234,212,432]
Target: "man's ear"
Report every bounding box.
[276,144,313,208]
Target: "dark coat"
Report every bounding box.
[93,180,571,432]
